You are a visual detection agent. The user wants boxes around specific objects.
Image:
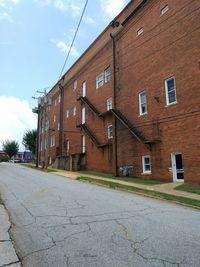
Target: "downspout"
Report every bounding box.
[36,106,40,168]
[110,33,118,176]
[59,83,64,157]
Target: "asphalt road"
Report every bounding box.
[0,163,200,267]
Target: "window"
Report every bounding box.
[139,91,147,115]
[58,122,60,131]
[66,110,69,118]
[73,80,77,90]
[161,5,169,16]
[40,140,43,151]
[82,81,86,97]
[58,94,61,103]
[66,140,70,155]
[107,98,113,110]
[50,135,55,147]
[137,27,144,36]
[96,73,104,89]
[142,155,151,173]
[82,135,86,153]
[44,138,47,150]
[46,120,49,131]
[107,125,113,139]
[165,77,177,105]
[73,106,76,116]
[105,67,111,83]
[52,135,55,147]
[53,114,56,123]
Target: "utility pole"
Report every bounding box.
[32,89,52,169]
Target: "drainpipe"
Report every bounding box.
[36,106,40,168]
[110,33,118,176]
[59,82,64,157]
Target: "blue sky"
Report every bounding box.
[0,0,129,150]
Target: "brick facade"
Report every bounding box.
[38,0,200,184]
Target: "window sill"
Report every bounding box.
[138,112,147,117]
[165,101,177,107]
[141,172,152,175]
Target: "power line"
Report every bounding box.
[58,0,89,81]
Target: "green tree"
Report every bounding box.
[2,140,19,159]
[22,129,37,155]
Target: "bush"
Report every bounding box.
[0,156,9,162]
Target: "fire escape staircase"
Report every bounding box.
[101,109,160,149]
[77,96,101,117]
[77,123,110,149]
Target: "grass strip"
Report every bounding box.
[19,163,57,173]
[77,176,200,209]
[79,170,165,185]
[175,184,200,195]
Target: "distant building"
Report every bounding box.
[23,149,34,162]
[0,151,24,162]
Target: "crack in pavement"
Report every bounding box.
[0,261,21,267]
[111,219,185,267]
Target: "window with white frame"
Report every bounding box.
[46,119,49,131]
[137,27,144,36]
[82,135,86,153]
[139,91,147,115]
[53,114,56,123]
[66,110,69,118]
[161,5,169,16]
[44,138,47,150]
[82,81,86,97]
[58,94,61,103]
[40,140,43,151]
[96,73,104,89]
[105,67,111,83]
[107,98,113,110]
[107,125,113,139]
[50,135,55,147]
[73,106,76,116]
[142,155,151,173]
[58,122,60,131]
[73,80,77,90]
[165,77,177,105]
[66,140,70,155]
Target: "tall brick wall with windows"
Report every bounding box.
[38,0,200,184]
[115,0,200,183]
[61,42,115,172]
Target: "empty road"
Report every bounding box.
[0,163,200,267]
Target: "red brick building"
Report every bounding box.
[38,0,200,184]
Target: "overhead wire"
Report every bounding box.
[58,0,89,81]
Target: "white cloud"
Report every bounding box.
[0,96,37,151]
[0,0,21,23]
[0,11,14,23]
[100,0,127,20]
[35,0,82,16]
[51,39,79,57]
[0,0,20,9]
[84,15,95,25]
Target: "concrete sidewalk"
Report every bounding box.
[54,170,200,201]
[0,204,21,267]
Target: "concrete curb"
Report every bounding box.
[0,204,21,267]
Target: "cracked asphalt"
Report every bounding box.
[0,163,200,267]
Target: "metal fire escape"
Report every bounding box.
[77,96,160,150]
[100,109,161,149]
[77,123,109,149]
